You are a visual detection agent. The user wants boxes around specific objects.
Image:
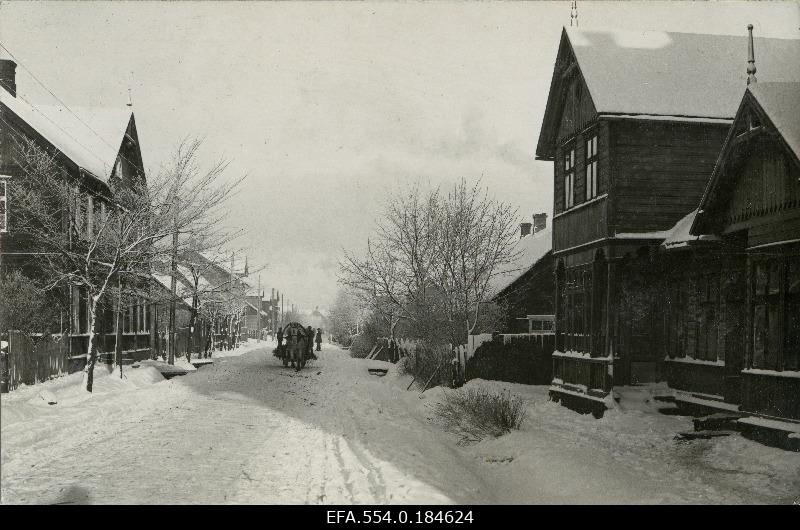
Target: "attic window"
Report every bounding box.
[748,112,762,130]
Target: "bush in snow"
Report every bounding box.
[434,387,526,445]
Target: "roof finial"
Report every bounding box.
[747,24,757,86]
[127,71,134,107]
[570,1,578,28]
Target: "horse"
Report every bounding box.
[283,323,310,371]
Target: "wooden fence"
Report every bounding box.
[4,331,68,391]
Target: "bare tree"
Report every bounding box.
[153,139,245,364]
[340,184,444,340]
[9,138,243,391]
[436,179,520,344]
[340,179,518,346]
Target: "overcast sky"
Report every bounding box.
[1,1,798,313]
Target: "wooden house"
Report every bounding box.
[535,28,800,415]
[671,81,800,422]
[0,58,150,362]
[490,214,554,333]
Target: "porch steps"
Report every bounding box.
[692,412,745,431]
[736,416,800,452]
[674,391,741,416]
[676,430,736,441]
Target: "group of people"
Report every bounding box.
[275,324,323,371]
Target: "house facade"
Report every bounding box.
[535,28,800,415]
[0,58,150,362]
[669,82,800,421]
[490,214,553,334]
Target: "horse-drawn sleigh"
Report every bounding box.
[274,322,317,371]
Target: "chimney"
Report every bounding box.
[520,222,532,239]
[533,213,548,233]
[747,24,757,86]
[0,59,17,97]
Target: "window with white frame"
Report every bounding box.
[564,147,575,209]
[0,177,8,233]
[585,134,598,200]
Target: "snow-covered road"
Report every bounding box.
[2,343,798,504]
[1,344,487,504]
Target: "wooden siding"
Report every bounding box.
[610,120,728,233]
[717,136,800,248]
[741,371,800,420]
[553,195,608,252]
[494,252,554,332]
[556,74,597,144]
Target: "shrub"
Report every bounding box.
[465,336,552,385]
[433,387,527,445]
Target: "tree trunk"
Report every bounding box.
[83,298,101,392]
[115,278,123,376]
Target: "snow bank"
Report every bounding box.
[212,339,274,359]
[421,378,800,504]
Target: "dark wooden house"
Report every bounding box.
[0,58,150,362]
[490,214,553,333]
[535,28,800,414]
[671,81,800,422]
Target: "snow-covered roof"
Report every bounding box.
[537,28,800,159]
[175,264,215,293]
[488,226,552,300]
[567,28,800,119]
[661,209,719,250]
[151,272,195,308]
[0,86,132,182]
[693,82,800,235]
[749,82,800,161]
[152,272,173,293]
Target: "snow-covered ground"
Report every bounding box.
[1,341,798,504]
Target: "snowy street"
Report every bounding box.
[2,342,799,505]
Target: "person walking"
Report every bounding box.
[315,328,322,352]
[306,326,317,360]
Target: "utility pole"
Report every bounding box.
[229,251,234,349]
[270,288,275,339]
[281,292,284,328]
[256,274,261,342]
[168,197,179,365]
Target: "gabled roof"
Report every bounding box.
[749,82,800,162]
[536,28,800,159]
[692,82,800,234]
[487,226,552,300]
[0,86,133,182]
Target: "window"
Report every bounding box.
[564,147,575,209]
[0,177,8,233]
[585,135,598,200]
[751,256,796,371]
[563,265,592,352]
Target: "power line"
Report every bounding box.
[0,113,103,186]
[0,40,142,174]
[6,93,111,172]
